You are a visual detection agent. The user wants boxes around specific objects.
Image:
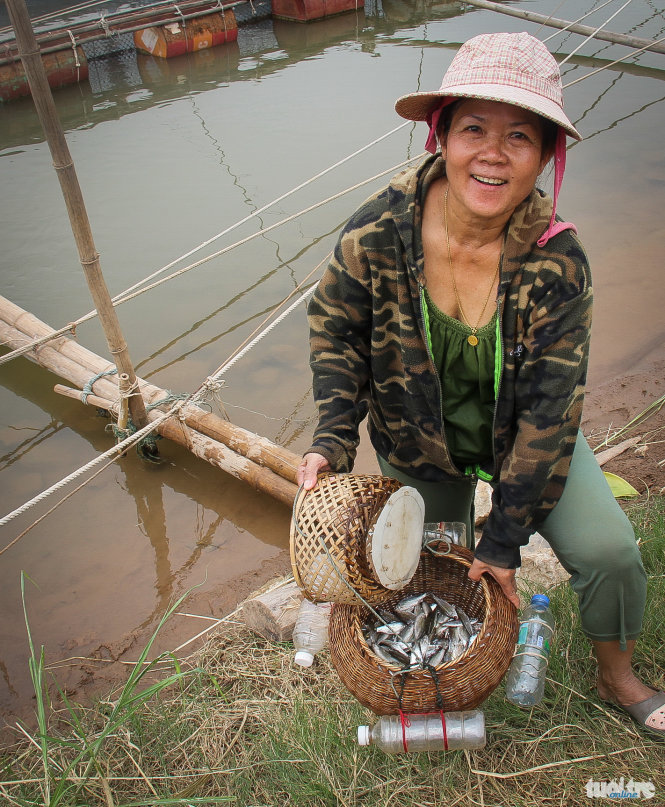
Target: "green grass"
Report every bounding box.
[1,495,664,806]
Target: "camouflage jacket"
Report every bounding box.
[306,155,593,568]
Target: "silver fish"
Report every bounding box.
[376,620,405,636]
[370,641,398,665]
[458,607,475,637]
[362,591,484,672]
[412,612,427,642]
[431,594,457,618]
[399,622,416,643]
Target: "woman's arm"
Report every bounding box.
[304,221,375,473]
[476,234,593,568]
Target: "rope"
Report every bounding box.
[0,151,420,369]
[541,0,618,43]
[0,451,120,557]
[99,12,112,38]
[0,260,323,530]
[66,30,81,71]
[81,367,117,403]
[563,35,665,88]
[0,412,171,527]
[205,287,315,381]
[559,0,636,66]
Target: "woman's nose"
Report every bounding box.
[478,136,506,162]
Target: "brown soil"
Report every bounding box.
[581,358,665,495]
[2,361,663,744]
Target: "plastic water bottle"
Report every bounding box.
[422,521,466,547]
[505,594,555,707]
[357,710,486,753]
[292,599,332,667]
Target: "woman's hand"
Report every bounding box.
[296,452,331,490]
[468,557,520,609]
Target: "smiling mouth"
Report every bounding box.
[472,175,507,186]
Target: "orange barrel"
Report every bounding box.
[272,0,364,22]
[0,47,89,103]
[133,11,238,58]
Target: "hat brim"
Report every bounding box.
[395,84,581,141]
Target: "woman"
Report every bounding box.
[297,32,664,739]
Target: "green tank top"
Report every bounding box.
[422,289,497,469]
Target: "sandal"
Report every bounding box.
[602,688,665,742]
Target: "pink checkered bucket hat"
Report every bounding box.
[395,32,581,246]
[395,31,581,141]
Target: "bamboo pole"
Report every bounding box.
[0,294,302,501]
[52,385,299,505]
[5,0,149,430]
[462,0,665,56]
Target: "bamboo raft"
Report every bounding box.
[0,294,300,507]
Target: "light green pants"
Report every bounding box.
[377,432,647,647]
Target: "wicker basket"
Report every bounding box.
[290,473,424,604]
[329,544,518,714]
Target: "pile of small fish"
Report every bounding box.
[362,592,482,670]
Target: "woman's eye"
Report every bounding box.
[510,131,532,142]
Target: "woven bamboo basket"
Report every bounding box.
[329,544,518,714]
[290,473,424,604]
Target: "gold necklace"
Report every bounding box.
[443,186,501,347]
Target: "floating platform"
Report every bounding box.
[272,0,364,22]
[0,46,89,103]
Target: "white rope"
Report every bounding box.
[0,412,171,527]
[563,35,665,87]
[92,155,423,311]
[95,122,411,303]
[201,286,317,385]
[559,0,636,65]
[542,0,618,43]
[0,130,418,365]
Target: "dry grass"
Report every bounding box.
[1,497,664,806]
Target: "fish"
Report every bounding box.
[361,592,484,671]
[431,594,457,618]
[376,620,405,636]
[412,611,427,642]
[458,607,475,637]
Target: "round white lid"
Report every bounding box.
[368,486,425,589]
[357,725,370,746]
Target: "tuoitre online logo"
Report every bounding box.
[585,778,656,799]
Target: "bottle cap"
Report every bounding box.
[294,650,314,667]
[531,594,550,608]
[357,725,370,746]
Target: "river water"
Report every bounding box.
[0,0,664,725]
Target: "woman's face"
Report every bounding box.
[441,99,551,226]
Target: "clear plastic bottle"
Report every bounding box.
[292,599,332,667]
[505,594,555,707]
[422,521,466,548]
[357,710,486,753]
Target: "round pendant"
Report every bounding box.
[467,334,479,347]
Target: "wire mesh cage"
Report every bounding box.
[329,544,518,714]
